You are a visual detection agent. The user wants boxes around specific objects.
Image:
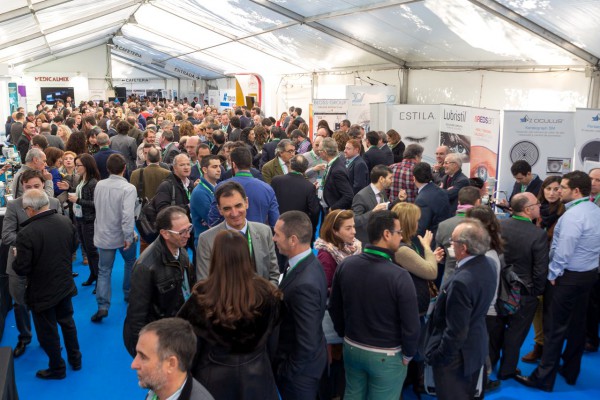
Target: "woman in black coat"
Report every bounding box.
[178,230,282,400]
[68,153,100,287]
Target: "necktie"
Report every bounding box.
[445,175,452,188]
[282,262,291,280]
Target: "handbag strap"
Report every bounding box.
[137,168,145,199]
[170,181,176,205]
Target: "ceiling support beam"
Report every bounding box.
[249,0,407,67]
[14,39,110,69]
[0,0,141,50]
[0,0,74,24]
[305,0,422,23]
[111,53,179,80]
[148,2,308,72]
[468,0,600,66]
[405,60,588,70]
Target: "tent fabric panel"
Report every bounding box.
[273,0,377,18]
[50,27,118,51]
[0,37,48,63]
[0,14,40,46]
[0,1,29,15]
[496,0,600,59]
[35,0,134,30]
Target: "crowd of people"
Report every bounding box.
[2,95,600,400]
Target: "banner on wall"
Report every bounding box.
[346,85,396,132]
[499,111,575,198]
[313,99,348,133]
[439,105,500,182]
[219,89,236,111]
[8,83,18,114]
[389,104,440,165]
[574,108,600,170]
[208,90,219,107]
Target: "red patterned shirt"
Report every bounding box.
[390,159,418,203]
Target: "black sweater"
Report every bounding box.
[328,245,421,356]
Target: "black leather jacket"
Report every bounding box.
[123,236,196,357]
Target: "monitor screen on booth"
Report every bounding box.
[40,87,74,104]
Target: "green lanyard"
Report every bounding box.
[512,215,531,222]
[456,211,466,217]
[199,181,213,195]
[246,228,253,258]
[593,193,600,203]
[363,248,392,261]
[289,171,303,176]
[520,184,527,193]
[284,253,311,277]
[568,197,589,209]
[235,172,253,178]
[196,163,203,178]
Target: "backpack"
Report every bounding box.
[135,170,176,243]
[495,261,527,317]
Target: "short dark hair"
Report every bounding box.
[290,155,308,174]
[403,144,424,159]
[146,147,161,163]
[562,170,592,196]
[341,119,351,128]
[412,162,433,184]
[230,115,241,128]
[468,177,484,189]
[200,154,220,170]
[31,135,48,150]
[139,318,197,372]
[511,160,532,176]
[230,146,252,170]
[213,130,226,145]
[347,125,361,138]
[261,118,272,127]
[510,193,530,213]
[370,165,392,184]
[367,210,398,244]
[271,126,285,140]
[215,181,247,205]
[278,211,313,244]
[366,131,380,146]
[21,169,44,185]
[458,186,481,206]
[106,153,126,175]
[156,206,188,231]
[294,107,302,116]
[83,116,96,126]
[162,130,174,142]
[117,120,131,135]
[289,129,306,140]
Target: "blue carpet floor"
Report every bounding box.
[1,246,599,399]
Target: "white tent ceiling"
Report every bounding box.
[2,0,600,80]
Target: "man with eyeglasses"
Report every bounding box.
[489,192,548,381]
[424,219,497,399]
[441,153,469,213]
[329,210,420,399]
[516,171,600,392]
[123,206,196,358]
[262,139,296,185]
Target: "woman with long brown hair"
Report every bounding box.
[178,230,282,400]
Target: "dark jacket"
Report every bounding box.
[260,140,279,169]
[509,175,543,203]
[323,157,354,210]
[441,169,470,212]
[271,172,321,237]
[14,210,77,312]
[16,134,31,162]
[178,281,282,400]
[123,236,196,357]
[424,254,497,376]
[390,141,405,164]
[275,253,328,382]
[93,147,121,180]
[363,146,390,171]
[500,217,549,296]
[75,178,98,223]
[329,246,420,355]
[347,156,369,195]
[154,173,194,215]
[415,182,452,241]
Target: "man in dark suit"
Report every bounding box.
[93,133,121,180]
[413,162,451,241]
[362,130,390,171]
[424,219,497,400]
[490,192,548,380]
[271,155,321,238]
[260,126,285,169]
[344,139,369,195]
[351,165,392,244]
[498,160,543,209]
[378,131,394,166]
[319,137,354,212]
[273,211,327,400]
[441,153,470,213]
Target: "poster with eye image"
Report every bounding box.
[388,104,440,165]
[574,108,600,170]
[439,105,472,177]
[499,111,575,200]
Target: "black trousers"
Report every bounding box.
[76,220,99,279]
[496,295,538,376]
[585,273,600,348]
[530,270,597,390]
[31,296,81,372]
[433,355,480,400]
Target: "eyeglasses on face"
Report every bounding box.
[167,226,193,236]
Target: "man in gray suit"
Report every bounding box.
[196,181,280,284]
[40,123,64,150]
[1,170,63,358]
[351,165,393,244]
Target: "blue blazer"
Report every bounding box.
[347,156,369,195]
[415,182,452,242]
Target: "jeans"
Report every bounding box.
[343,341,407,400]
[7,250,32,343]
[96,245,136,311]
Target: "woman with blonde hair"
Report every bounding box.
[57,125,72,145]
[178,230,282,399]
[178,120,194,137]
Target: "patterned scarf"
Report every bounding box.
[314,237,362,265]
